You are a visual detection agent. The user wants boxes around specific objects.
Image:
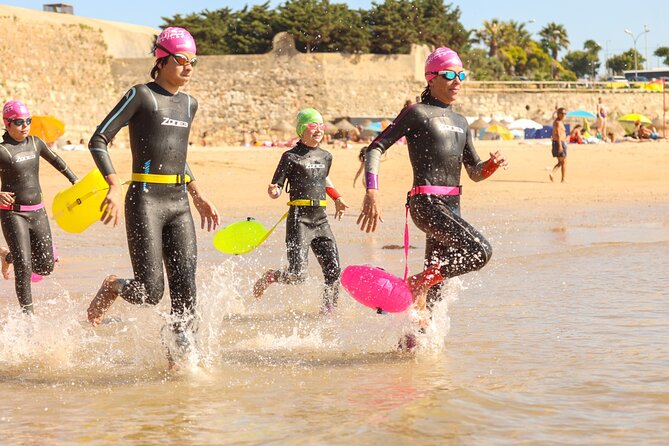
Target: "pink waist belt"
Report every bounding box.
[0,202,45,212]
[408,185,461,197]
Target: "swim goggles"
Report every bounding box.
[426,70,466,81]
[9,118,32,126]
[305,123,326,131]
[155,44,198,67]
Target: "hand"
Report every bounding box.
[333,197,349,220]
[100,183,122,227]
[268,184,281,199]
[489,150,509,169]
[192,194,220,231]
[356,189,383,233]
[0,191,15,206]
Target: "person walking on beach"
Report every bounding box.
[0,100,78,314]
[85,27,220,366]
[356,47,508,343]
[550,107,568,182]
[597,97,607,141]
[253,108,348,314]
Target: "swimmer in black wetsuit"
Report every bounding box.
[253,108,349,314]
[357,47,508,326]
[0,100,78,314]
[85,28,219,364]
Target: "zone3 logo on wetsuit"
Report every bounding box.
[161,117,189,128]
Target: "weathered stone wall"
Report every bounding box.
[116,51,664,144]
[0,17,118,140]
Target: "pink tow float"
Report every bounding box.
[340,265,413,313]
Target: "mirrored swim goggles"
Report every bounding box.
[9,118,32,126]
[425,70,466,81]
[155,44,198,67]
[305,123,326,131]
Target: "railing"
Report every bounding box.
[462,81,663,92]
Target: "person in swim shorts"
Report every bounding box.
[550,107,567,183]
[356,47,508,344]
[597,97,607,141]
[85,27,220,366]
[253,108,349,315]
[0,100,78,314]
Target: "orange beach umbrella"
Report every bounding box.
[29,115,65,143]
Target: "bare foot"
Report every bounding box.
[549,173,554,182]
[406,264,444,310]
[0,247,11,280]
[253,270,276,299]
[87,275,119,327]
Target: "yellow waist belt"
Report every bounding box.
[131,173,191,185]
[287,199,327,207]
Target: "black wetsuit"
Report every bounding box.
[89,82,199,331]
[270,142,341,307]
[364,95,493,310]
[0,134,77,312]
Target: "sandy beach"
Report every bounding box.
[40,139,669,220]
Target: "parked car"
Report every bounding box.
[604,76,630,88]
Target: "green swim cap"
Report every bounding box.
[296,108,323,137]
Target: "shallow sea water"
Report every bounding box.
[1,202,668,445]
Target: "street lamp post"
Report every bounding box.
[624,27,650,78]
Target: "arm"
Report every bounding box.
[89,86,142,177]
[325,176,348,220]
[463,128,508,181]
[357,106,415,232]
[187,180,220,231]
[268,152,290,199]
[36,137,78,184]
[90,86,143,227]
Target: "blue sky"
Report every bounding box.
[4,0,668,68]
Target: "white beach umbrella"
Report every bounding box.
[507,118,544,130]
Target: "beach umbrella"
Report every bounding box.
[644,80,665,92]
[365,121,383,132]
[334,119,355,131]
[271,120,293,132]
[488,119,505,127]
[566,110,597,119]
[507,118,543,130]
[481,125,513,140]
[469,117,488,130]
[29,115,65,143]
[618,113,651,124]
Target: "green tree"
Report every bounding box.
[320,4,370,53]
[462,48,506,80]
[473,18,504,57]
[500,45,527,76]
[524,41,554,80]
[276,0,333,52]
[227,2,279,54]
[539,22,569,78]
[365,0,419,54]
[654,46,669,66]
[161,9,236,55]
[412,0,469,51]
[606,49,644,74]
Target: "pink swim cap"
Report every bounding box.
[155,27,197,58]
[3,100,30,127]
[425,47,463,81]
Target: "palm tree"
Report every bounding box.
[474,19,503,58]
[539,22,570,78]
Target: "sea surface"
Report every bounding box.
[1,202,668,445]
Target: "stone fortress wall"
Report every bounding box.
[1,6,665,145]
